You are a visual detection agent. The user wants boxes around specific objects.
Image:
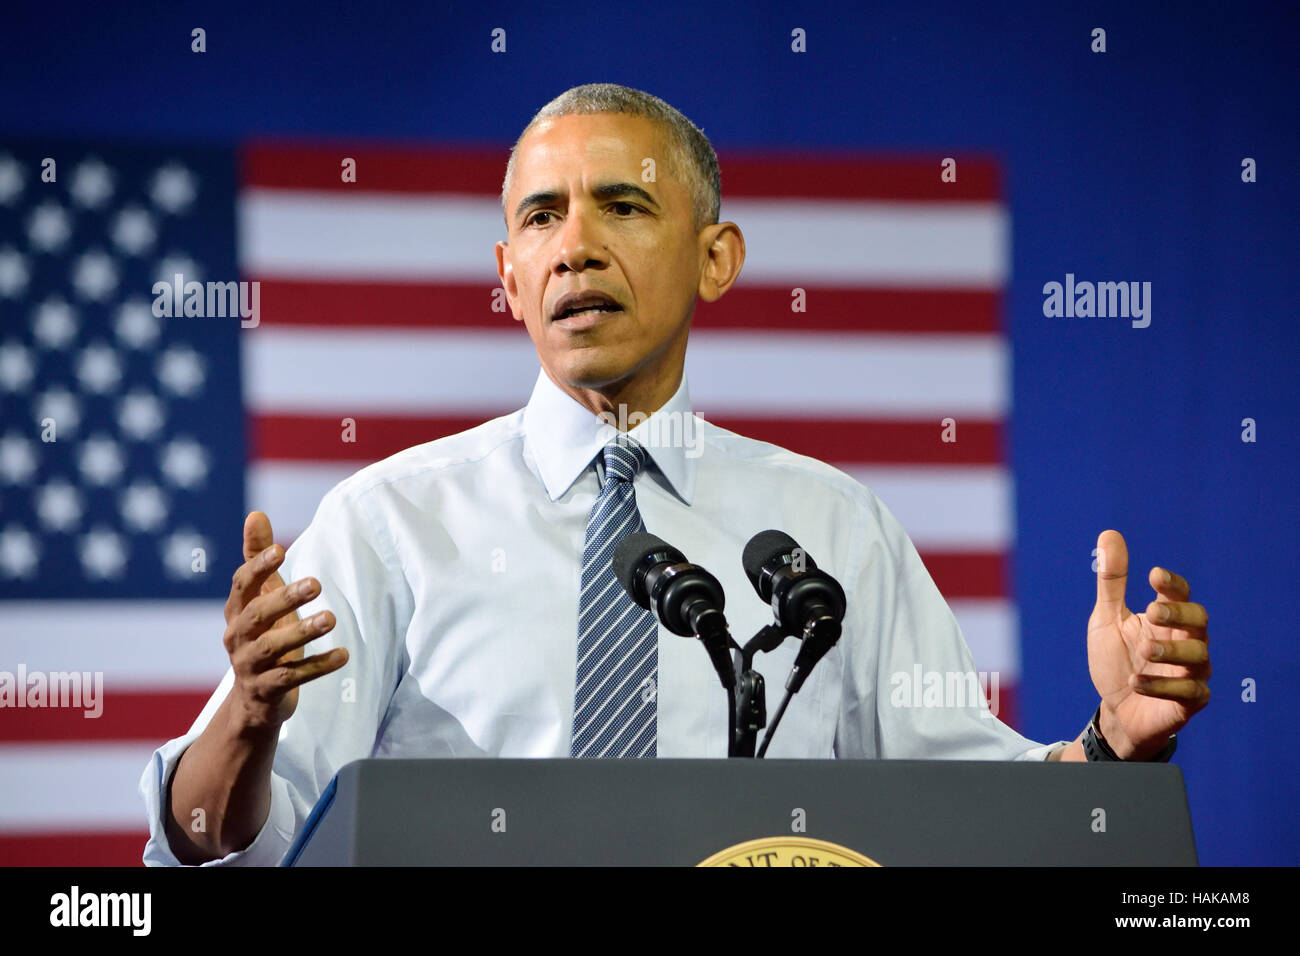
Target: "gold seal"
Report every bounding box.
[697,836,882,867]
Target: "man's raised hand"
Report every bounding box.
[221,511,348,730]
[1087,529,1210,759]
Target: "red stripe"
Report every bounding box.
[247,278,1001,334]
[720,153,1000,201]
[0,831,146,866]
[917,551,1009,599]
[251,413,1003,465]
[243,143,999,201]
[0,690,211,743]
[243,141,508,195]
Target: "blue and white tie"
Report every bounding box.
[570,437,659,758]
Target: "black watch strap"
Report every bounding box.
[1082,706,1177,762]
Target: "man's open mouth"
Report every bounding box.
[551,290,624,321]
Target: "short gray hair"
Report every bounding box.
[501,82,720,233]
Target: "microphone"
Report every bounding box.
[741,530,846,693]
[613,532,736,690]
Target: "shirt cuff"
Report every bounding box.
[138,734,298,867]
[1017,739,1073,761]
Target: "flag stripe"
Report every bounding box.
[0,830,147,867]
[252,413,1004,465]
[0,690,213,743]
[248,278,1002,334]
[244,329,1008,417]
[0,743,158,829]
[243,144,1001,202]
[240,190,1008,286]
[249,462,1012,549]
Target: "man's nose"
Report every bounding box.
[552,203,608,274]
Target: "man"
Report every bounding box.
[139,83,1211,866]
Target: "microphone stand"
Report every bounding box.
[731,624,786,757]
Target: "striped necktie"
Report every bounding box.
[570,436,659,758]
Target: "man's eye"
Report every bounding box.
[526,211,554,227]
[610,202,640,215]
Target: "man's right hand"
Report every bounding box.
[222,511,348,730]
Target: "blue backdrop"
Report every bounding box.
[3,0,1296,866]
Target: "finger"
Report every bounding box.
[244,510,291,600]
[225,544,285,622]
[242,611,336,671]
[1129,675,1210,704]
[1093,529,1129,624]
[243,511,277,562]
[234,577,321,644]
[253,647,350,698]
[1142,636,1209,665]
[1148,566,1190,602]
[1145,600,1208,631]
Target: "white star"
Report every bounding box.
[71,249,118,301]
[74,342,123,394]
[0,433,38,485]
[157,345,205,396]
[150,164,198,214]
[32,297,79,350]
[79,526,128,579]
[0,341,35,391]
[0,246,30,298]
[161,527,210,580]
[114,297,160,349]
[35,479,84,532]
[0,155,23,206]
[77,434,126,486]
[117,390,166,441]
[27,202,73,253]
[110,205,157,256]
[0,525,39,579]
[69,158,114,209]
[159,437,208,488]
[33,387,81,434]
[154,253,201,286]
[119,480,168,532]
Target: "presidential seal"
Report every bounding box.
[697,836,882,867]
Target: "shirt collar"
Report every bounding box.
[522,367,697,505]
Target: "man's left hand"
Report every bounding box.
[1087,529,1211,759]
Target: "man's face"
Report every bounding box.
[496,112,707,398]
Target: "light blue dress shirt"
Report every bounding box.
[139,369,1068,865]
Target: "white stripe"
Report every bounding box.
[0,602,229,688]
[240,190,1007,286]
[247,461,357,541]
[245,329,1007,417]
[948,598,1020,678]
[842,465,1012,550]
[249,461,1012,550]
[718,198,1009,286]
[0,743,156,831]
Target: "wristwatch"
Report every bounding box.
[1081,706,1177,762]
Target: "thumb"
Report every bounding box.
[1093,529,1129,623]
[243,510,287,590]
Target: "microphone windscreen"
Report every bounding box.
[742,529,799,594]
[612,531,673,600]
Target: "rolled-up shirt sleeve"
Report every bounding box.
[835,485,1070,761]
[138,478,411,865]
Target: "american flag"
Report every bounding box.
[0,141,1017,865]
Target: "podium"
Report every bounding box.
[284,758,1197,866]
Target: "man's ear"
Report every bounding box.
[697,223,746,304]
[494,239,523,322]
